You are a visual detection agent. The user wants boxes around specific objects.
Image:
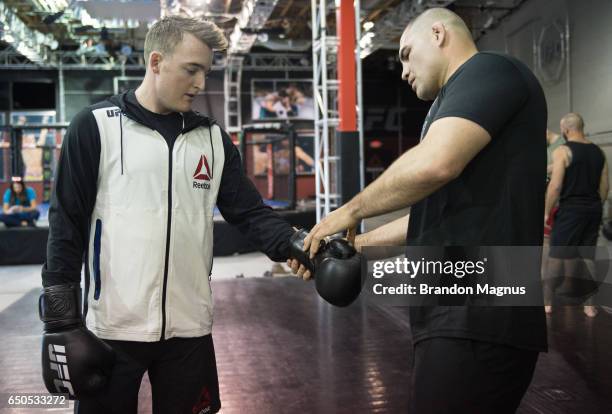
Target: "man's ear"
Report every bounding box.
[149,51,163,74]
[431,22,447,47]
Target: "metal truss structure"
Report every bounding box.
[229,0,281,54]
[0,50,145,70]
[311,0,364,221]
[0,50,312,71]
[241,54,312,71]
[224,56,244,133]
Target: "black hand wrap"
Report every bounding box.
[289,229,363,307]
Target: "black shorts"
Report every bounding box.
[411,338,539,414]
[549,206,601,259]
[75,335,220,414]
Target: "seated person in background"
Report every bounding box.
[0,177,40,227]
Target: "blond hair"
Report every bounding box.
[144,16,228,65]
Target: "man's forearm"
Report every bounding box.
[346,146,452,220]
[544,188,560,218]
[355,214,410,250]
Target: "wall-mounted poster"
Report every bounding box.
[251,80,314,120]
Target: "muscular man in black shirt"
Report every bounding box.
[296,7,548,413]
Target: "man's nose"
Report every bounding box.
[195,71,205,90]
[401,66,409,81]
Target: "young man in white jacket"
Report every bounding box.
[39,16,295,413]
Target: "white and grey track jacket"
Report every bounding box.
[42,91,294,342]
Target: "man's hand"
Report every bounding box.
[303,204,360,258]
[352,233,365,253]
[287,227,358,279]
[286,258,312,280]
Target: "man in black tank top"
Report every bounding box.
[545,113,609,317]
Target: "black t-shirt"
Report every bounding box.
[407,52,548,351]
[124,90,183,148]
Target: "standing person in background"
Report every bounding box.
[545,112,608,317]
[542,128,566,301]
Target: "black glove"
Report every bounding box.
[289,229,363,307]
[39,284,115,399]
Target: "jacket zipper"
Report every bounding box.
[113,107,204,340]
[160,132,179,341]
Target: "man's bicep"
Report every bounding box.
[421,117,491,177]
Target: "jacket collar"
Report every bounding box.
[107,90,215,134]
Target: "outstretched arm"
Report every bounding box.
[354,214,410,252]
[216,126,295,262]
[303,116,491,258]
